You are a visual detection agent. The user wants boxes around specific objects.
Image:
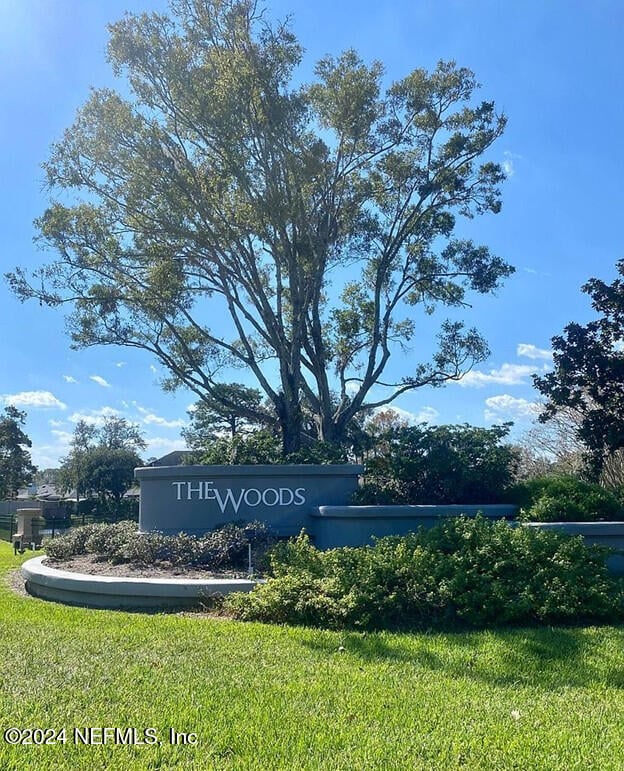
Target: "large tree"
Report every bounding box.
[8,0,513,454]
[183,382,267,447]
[0,406,36,499]
[534,259,624,476]
[81,446,144,511]
[58,417,146,506]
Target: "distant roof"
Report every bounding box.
[14,485,86,502]
[148,450,194,467]
[35,484,62,501]
[16,485,38,499]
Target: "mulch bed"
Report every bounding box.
[41,554,255,580]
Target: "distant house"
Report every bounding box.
[3,483,71,517]
[148,450,194,467]
[126,451,193,499]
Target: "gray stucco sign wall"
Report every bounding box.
[135,464,363,537]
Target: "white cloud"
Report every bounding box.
[62,375,78,384]
[149,365,159,375]
[413,406,440,423]
[49,419,65,428]
[32,429,75,468]
[89,375,111,388]
[115,361,126,368]
[458,363,536,388]
[502,150,521,178]
[141,412,187,429]
[397,405,439,424]
[50,428,75,446]
[484,395,540,422]
[144,436,187,458]
[2,390,66,410]
[374,405,439,425]
[517,343,553,361]
[132,403,186,429]
[521,266,551,278]
[68,406,120,426]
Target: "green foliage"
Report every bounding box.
[7,0,512,455]
[44,519,275,571]
[183,384,269,448]
[284,441,348,465]
[6,540,624,771]
[198,430,348,465]
[98,416,147,451]
[199,430,283,464]
[509,475,623,522]
[0,406,36,499]
[535,259,624,476]
[81,446,143,503]
[355,423,518,504]
[58,417,145,506]
[226,517,623,630]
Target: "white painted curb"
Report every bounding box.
[21,556,259,609]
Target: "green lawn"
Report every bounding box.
[2,542,624,770]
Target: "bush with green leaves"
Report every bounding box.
[44,520,275,572]
[355,423,519,505]
[509,476,623,522]
[226,516,623,630]
[198,429,349,465]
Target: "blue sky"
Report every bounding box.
[1,0,623,468]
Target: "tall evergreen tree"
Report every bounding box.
[0,406,36,499]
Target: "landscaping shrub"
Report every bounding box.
[225,516,624,630]
[43,523,119,561]
[44,520,275,572]
[355,423,519,505]
[509,476,623,522]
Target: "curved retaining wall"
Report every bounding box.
[311,504,519,549]
[21,557,258,610]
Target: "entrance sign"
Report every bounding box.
[135,464,363,537]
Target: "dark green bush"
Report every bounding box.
[355,423,519,505]
[198,430,348,465]
[225,517,623,630]
[509,476,623,522]
[44,520,275,572]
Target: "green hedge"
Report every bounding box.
[226,516,623,630]
[508,476,623,522]
[355,424,518,505]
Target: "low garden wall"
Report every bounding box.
[134,465,624,571]
[311,504,519,548]
[21,556,258,609]
[523,522,624,575]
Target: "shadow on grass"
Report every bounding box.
[300,624,624,690]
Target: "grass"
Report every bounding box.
[1,542,624,770]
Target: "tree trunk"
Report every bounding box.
[276,394,303,456]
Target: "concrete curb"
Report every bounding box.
[21,556,258,609]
